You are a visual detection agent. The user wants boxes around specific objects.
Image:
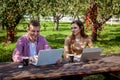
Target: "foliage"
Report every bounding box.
[0,0,120,42]
[45,0,71,30]
[84,0,120,41]
[0,41,16,62]
[0,0,30,26]
[67,0,90,20]
[0,0,32,42]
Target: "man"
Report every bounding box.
[12,20,51,62]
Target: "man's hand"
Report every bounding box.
[56,58,62,65]
[29,55,38,63]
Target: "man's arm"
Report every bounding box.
[43,37,51,50]
[12,37,24,62]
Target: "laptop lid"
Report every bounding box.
[33,48,63,66]
[80,48,102,62]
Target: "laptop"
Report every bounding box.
[31,48,63,66]
[74,48,102,62]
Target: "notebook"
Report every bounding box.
[31,48,63,66]
[74,48,102,62]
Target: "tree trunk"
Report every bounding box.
[0,20,5,30]
[6,26,15,43]
[54,20,59,31]
[2,22,5,30]
[2,25,4,30]
[87,2,98,41]
[5,15,22,43]
[92,25,98,41]
[53,16,59,31]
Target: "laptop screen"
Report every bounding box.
[80,48,102,62]
[32,48,63,66]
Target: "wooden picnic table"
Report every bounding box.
[0,54,120,80]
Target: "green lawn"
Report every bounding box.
[0,22,120,62]
[0,21,120,79]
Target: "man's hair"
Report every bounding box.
[28,20,40,27]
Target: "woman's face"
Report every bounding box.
[27,24,40,42]
[71,23,80,36]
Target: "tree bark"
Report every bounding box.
[5,16,22,43]
[2,22,5,30]
[6,26,15,43]
[53,15,59,31]
[92,24,98,41]
[86,2,98,41]
[85,1,113,41]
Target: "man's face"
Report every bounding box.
[27,24,40,42]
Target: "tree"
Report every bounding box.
[0,0,31,43]
[26,0,47,22]
[1,0,120,42]
[68,0,89,20]
[47,0,71,31]
[85,0,120,41]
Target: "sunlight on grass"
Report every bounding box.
[0,22,120,62]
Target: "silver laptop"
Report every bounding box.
[75,48,102,62]
[31,48,63,66]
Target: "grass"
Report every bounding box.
[0,22,120,79]
[94,24,120,55]
[0,22,120,62]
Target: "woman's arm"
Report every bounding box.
[87,36,94,48]
[64,37,70,59]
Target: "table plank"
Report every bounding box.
[0,54,120,80]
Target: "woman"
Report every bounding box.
[62,20,94,80]
[64,20,93,60]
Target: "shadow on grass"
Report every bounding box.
[110,29,120,32]
[95,36,120,46]
[0,36,6,43]
[110,36,120,41]
[0,30,4,33]
[0,36,20,44]
[58,27,71,31]
[0,51,12,62]
[46,33,67,48]
[40,27,70,32]
[17,29,26,32]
